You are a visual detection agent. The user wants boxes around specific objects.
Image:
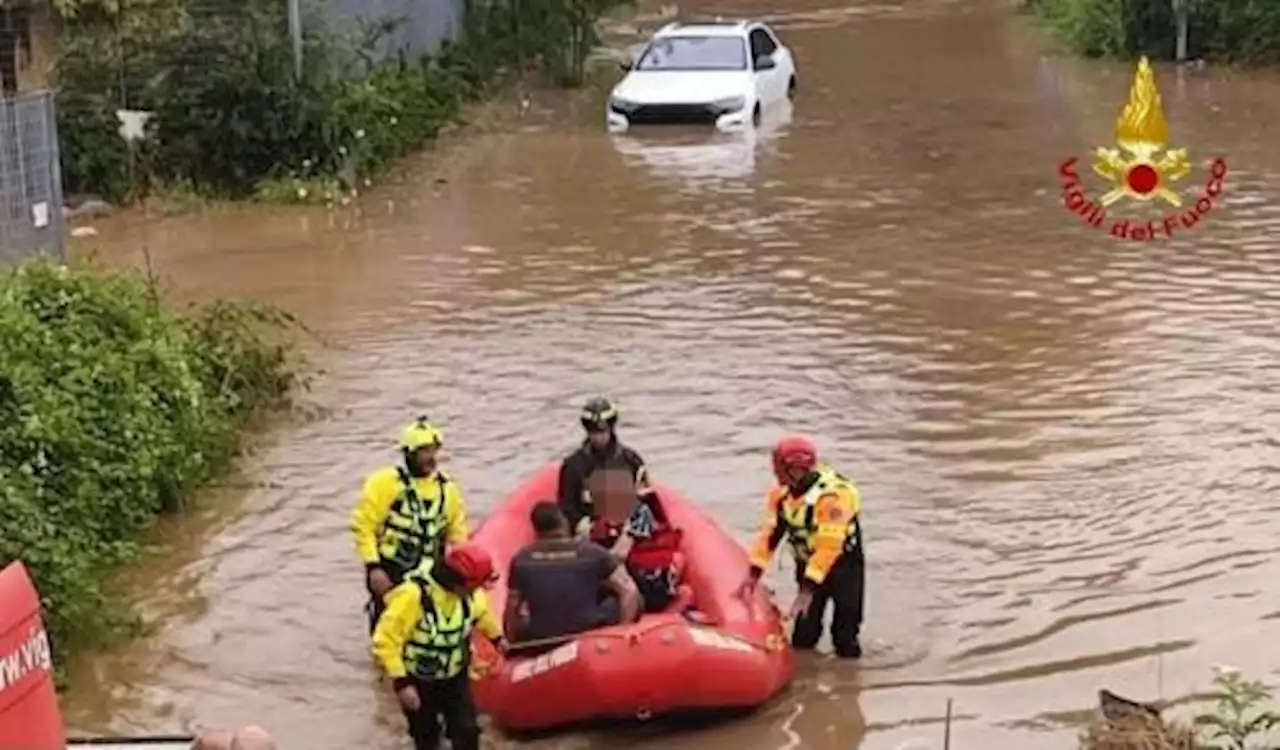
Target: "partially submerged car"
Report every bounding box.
[606,19,798,133]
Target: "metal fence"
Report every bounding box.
[0,90,63,266]
[291,0,465,70]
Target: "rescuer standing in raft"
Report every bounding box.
[738,435,865,658]
[372,544,508,750]
[351,417,471,630]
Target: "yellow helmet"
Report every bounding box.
[400,417,443,452]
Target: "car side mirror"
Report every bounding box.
[755,55,776,71]
[619,58,632,72]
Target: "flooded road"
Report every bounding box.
[58,0,1280,747]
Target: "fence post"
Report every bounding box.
[41,92,65,263]
[287,0,304,79]
[1172,0,1189,62]
[0,96,12,261]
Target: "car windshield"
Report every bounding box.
[635,36,748,72]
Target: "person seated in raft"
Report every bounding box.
[504,502,641,643]
[557,396,654,537]
[585,467,686,613]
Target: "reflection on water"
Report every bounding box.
[611,100,794,184]
[57,0,1280,748]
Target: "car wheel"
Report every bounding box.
[752,104,762,126]
[788,76,797,99]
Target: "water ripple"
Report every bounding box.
[60,0,1280,748]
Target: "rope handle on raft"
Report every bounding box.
[471,617,787,677]
[68,736,196,745]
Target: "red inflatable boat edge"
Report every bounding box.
[467,462,795,731]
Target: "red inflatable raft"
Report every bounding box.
[468,463,794,732]
[0,561,65,750]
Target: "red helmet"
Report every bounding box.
[444,544,495,590]
[772,435,818,481]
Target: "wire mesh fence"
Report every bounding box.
[0,90,64,266]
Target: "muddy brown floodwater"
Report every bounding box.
[57,0,1280,747]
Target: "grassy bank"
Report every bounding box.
[0,259,303,672]
[1021,0,1280,63]
[56,0,623,208]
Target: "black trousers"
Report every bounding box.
[792,552,864,658]
[628,563,676,612]
[402,674,480,750]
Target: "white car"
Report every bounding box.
[606,19,798,133]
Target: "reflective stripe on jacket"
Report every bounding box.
[350,465,470,576]
[370,563,502,681]
[748,464,862,585]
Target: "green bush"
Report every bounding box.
[146,4,334,196]
[1025,0,1280,64]
[55,0,625,203]
[0,259,302,664]
[55,30,138,204]
[1195,668,1280,749]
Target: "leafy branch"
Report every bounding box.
[1194,667,1280,750]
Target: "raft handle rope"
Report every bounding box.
[67,735,196,745]
[482,618,785,662]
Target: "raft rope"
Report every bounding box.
[67,735,196,745]
[476,614,786,678]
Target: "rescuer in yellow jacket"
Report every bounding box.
[351,417,470,630]
[738,434,865,659]
[372,544,508,750]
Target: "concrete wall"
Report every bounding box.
[15,4,56,93]
[323,0,464,62]
[0,1,57,93]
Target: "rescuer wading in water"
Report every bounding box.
[739,435,865,658]
[351,417,471,630]
[372,544,508,750]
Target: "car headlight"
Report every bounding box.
[710,96,746,113]
[609,97,641,113]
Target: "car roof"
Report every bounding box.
[653,19,761,37]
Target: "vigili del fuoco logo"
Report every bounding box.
[1057,57,1227,241]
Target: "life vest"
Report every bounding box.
[589,518,682,572]
[773,465,862,563]
[402,566,477,681]
[377,468,449,576]
[628,526,683,570]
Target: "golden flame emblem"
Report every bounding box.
[1092,57,1190,207]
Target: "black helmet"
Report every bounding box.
[580,397,618,430]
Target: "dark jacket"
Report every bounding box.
[557,438,648,532]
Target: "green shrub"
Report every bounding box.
[1025,0,1280,64]
[55,29,137,204]
[146,4,333,196]
[54,0,627,203]
[1194,1,1280,63]
[0,259,302,664]
[1195,667,1280,749]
